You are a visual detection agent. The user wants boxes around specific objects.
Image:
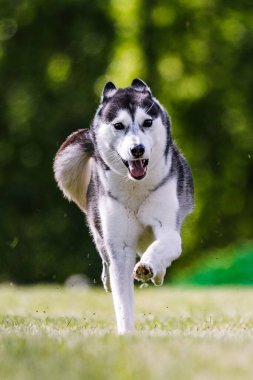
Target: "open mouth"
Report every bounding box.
[122,159,149,180]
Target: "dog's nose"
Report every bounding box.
[130,144,145,158]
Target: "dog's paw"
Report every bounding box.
[133,262,153,283]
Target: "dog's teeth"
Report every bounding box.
[142,159,148,168]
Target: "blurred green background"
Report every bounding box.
[0,0,252,285]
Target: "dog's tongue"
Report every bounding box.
[129,160,145,179]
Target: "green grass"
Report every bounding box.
[0,285,253,380]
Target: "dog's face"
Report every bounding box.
[94,79,171,181]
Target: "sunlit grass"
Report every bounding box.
[0,285,253,380]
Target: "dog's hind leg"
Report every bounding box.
[88,223,112,293]
[101,260,111,293]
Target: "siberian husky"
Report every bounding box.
[54,79,194,334]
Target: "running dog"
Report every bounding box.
[54,79,194,334]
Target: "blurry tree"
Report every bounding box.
[0,0,115,283]
[0,0,253,284]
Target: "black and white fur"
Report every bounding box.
[54,79,194,334]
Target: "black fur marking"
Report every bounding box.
[151,167,172,192]
[86,173,103,238]
[176,212,181,231]
[170,145,186,198]
[99,87,162,124]
[154,218,163,228]
[90,127,111,171]
[107,191,118,201]
[170,144,194,227]
[163,114,172,159]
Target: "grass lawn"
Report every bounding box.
[0,285,253,380]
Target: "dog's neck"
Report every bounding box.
[94,150,172,210]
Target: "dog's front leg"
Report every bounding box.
[109,249,136,334]
[100,200,140,334]
[134,228,181,286]
[134,180,181,285]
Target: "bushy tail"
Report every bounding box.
[53,129,94,212]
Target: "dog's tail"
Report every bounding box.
[53,129,94,212]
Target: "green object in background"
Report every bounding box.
[172,244,253,286]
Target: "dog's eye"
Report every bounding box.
[143,119,152,128]
[114,122,125,130]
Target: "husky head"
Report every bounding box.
[93,79,171,181]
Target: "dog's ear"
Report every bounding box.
[131,78,152,95]
[101,82,117,103]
